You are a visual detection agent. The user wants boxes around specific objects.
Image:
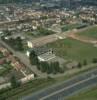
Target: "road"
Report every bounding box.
[23,68,97,100]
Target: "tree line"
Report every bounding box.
[2,37,24,51]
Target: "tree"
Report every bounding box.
[29,50,39,65]
[50,62,60,74]
[0,95,6,100]
[10,75,20,88]
[15,37,24,51]
[92,58,97,63]
[47,65,52,74]
[77,62,82,68]
[50,62,55,74]
[54,62,60,73]
[59,67,65,73]
[37,27,55,36]
[37,64,41,70]
[83,60,87,66]
[3,37,24,51]
[40,62,49,72]
[3,30,11,36]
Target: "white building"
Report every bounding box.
[26,46,55,62]
[27,41,34,48]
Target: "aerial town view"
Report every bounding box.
[0,0,97,100]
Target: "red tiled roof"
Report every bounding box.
[0,58,5,65]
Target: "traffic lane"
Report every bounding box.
[23,69,97,100]
[43,76,97,100]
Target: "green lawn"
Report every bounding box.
[67,85,97,100]
[78,26,97,39]
[61,23,86,32]
[47,38,97,62]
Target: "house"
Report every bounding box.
[66,61,78,69]
[0,47,10,57]
[7,55,23,71]
[20,74,34,83]
[11,60,23,71]
[0,58,5,65]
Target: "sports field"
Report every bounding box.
[77,26,97,39]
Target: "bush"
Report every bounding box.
[92,58,97,63]
[10,75,21,88]
[29,50,39,65]
[77,62,82,68]
[83,60,87,66]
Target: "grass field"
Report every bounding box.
[61,23,86,32]
[47,38,97,62]
[77,26,97,39]
[25,28,55,38]
[67,85,97,100]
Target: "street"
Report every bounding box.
[23,68,97,100]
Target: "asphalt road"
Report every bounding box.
[23,68,97,100]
